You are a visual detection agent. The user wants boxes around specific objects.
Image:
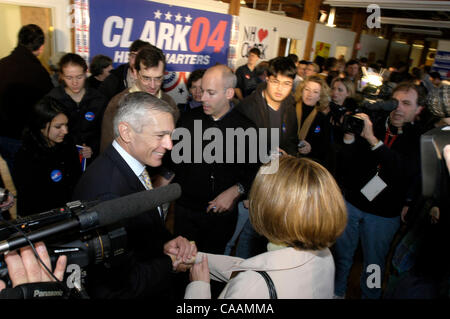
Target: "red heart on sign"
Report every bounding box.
[258,29,268,42]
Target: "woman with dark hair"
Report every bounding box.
[47,53,107,161]
[87,54,113,89]
[14,97,82,217]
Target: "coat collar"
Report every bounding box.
[228,247,331,273]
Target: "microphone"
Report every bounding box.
[0,184,181,254]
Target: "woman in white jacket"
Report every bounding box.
[185,156,348,299]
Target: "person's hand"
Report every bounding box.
[400,206,409,223]
[0,194,15,212]
[79,144,93,159]
[207,185,240,213]
[355,113,378,146]
[277,147,287,156]
[243,199,249,209]
[189,255,210,283]
[298,140,312,155]
[0,242,67,291]
[444,145,450,174]
[164,237,197,270]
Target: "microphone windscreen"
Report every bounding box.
[89,184,181,227]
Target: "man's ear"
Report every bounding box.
[118,122,133,143]
[225,87,235,100]
[415,106,424,117]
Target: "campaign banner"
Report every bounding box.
[432,50,450,79]
[89,0,232,72]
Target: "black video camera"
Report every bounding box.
[0,200,128,290]
[342,114,365,135]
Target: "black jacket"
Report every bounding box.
[14,135,82,216]
[0,45,53,139]
[298,103,334,170]
[336,116,422,218]
[47,86,106,158]
[168,106,259,210]
[235,83,299,156]
[72,144,174,298]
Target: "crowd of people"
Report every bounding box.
[0,24,449,300]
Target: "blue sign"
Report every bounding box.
[50,170,63,182]
[432,50,450,79]
[85,111,95,121]
[89,0,232,72]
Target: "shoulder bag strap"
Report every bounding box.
[255,270,278,299]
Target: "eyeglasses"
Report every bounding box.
[268,77,293,89]
[138,72,164,85]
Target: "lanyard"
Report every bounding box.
[384,127,397,149]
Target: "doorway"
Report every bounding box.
[0,3,53,71]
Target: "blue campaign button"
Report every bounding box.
[314,125,321,133]
[85,112,95,121]
[50,169,63,182]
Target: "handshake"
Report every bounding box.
[163,236,198,272]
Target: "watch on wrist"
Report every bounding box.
[236,183,245,195]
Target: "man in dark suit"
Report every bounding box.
[72,91,196,298]
[0,24,53,173]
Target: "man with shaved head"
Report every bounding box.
[164,64,258,255]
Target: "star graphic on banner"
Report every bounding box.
[185,14,192,24]
[178,87,185,95]
[154,10,162,19]
[165,11,173,21]
[174,13,183,22]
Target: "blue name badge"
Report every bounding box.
[50,169,63,182]
[85,112,95,121]
[314,125,321,133]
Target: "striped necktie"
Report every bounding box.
[140,169,165,221]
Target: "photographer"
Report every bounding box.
[0,242,67,299]
[333,82,424,299]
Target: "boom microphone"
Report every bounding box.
[0,183,181,254]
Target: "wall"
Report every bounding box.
[387,41,410,67]
[437,40,450,51]
[357,34,388,63]
[0,3,21,58]
[313,24,356,61]
[0,0,71,54]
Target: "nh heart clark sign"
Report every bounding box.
[241,25,270,59]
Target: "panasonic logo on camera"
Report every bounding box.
[33,290,64,298]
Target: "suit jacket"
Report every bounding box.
[184,247,334,299]
[72,144,174,298]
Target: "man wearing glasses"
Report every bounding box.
[227,56,299,259]
[98,39,151,102]
[100,46,177,153]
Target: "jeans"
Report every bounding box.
[224,201,249,255]
[235,217,268,259]
[334,201,400,299]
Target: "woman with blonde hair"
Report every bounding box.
[185,156,347,299]
[294,75,333,170]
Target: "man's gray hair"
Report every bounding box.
[113,91,179,138]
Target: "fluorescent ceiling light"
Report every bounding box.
[393,27,443,36]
